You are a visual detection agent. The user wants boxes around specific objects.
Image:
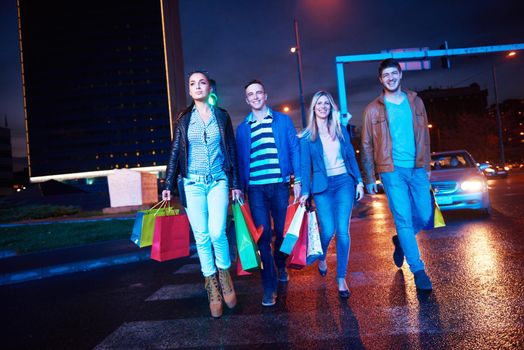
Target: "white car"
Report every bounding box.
[430,150,491,215]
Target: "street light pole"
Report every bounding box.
[491,63,505,165]
[293,18,307,128]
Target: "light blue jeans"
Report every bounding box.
[379,166,432,273]
[184,171,231,277]
[313,173,355,278]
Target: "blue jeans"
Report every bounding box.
[248,182,289,294]
[184,172,230,277]
[313,173,355,278]
[379,166,432,273]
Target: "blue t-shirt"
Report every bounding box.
[385,94,416,168]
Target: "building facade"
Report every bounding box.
[18,0,185,182]
[0,124,14,195]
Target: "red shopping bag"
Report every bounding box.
[280,203,305,254]
[287,212,308,270]
[150,213,190,262]
[239,198,263,243]
[283,202,300,235]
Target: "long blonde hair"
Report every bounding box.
[301,91,343,141]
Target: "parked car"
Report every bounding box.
[479,163,509,178]
[430,150,491,215]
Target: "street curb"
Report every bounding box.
[0,250,151,286]
[0,243,198,287]
[0,216,134,228]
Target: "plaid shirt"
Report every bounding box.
[187,107,224,176]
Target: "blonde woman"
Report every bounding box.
[299,91,364,298]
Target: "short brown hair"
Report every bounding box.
[378,59,402,77]
[244,79,265,91]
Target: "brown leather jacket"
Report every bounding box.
[361,89,431,184]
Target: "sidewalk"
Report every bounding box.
[0,238,153,286]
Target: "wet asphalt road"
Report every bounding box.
[1,173,524,349]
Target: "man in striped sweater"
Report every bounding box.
[236,80,301,307]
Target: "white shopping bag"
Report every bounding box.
[306,210,323,265]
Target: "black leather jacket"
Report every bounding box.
[164,107,241,191]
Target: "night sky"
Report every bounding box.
[1,0,524,166]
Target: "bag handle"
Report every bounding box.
[151,200,170,215]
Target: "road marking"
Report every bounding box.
[94,305,521,349]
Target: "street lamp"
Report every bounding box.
[492,51,517,165]
[291,18,306,128]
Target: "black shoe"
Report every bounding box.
[338,289,351,298]
[414,270,433,290]
[392,235,404,268]
[261,291,277,307]
[278,267,289,282]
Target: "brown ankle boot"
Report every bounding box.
[204,274,223,318]
[218,268,237,309]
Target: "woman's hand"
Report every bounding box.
[355,183,365,201]
[162,189,171,201]
[299,194,309,206]
[231,189,243,201]
[293,183,302,202]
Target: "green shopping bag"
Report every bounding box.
[136,201,177,248]
[232,200,261,271]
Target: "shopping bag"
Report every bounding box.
[151,213,190,262]
[306,210,323,265]
[424,188,446,229]
[135,202,177,247]
[283,202,300,236]
[287,212,308,270]
[238,198,263,243]
[232,200,261,271]
[280,203,306,254]
[131,211,146,246]
[236,254,253,276]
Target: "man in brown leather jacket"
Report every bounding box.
[361,58,433,291]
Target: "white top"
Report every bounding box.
[320,133,346,177]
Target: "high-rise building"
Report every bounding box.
[18,0,185,183]
[0,123,14,195]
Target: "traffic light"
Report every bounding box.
[440,41,451,69]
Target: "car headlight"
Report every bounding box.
[460,179,484,192]
[484,168,495,173]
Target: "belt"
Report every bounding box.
[187,171,225,184]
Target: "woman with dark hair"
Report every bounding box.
[163,71,242,318]
[299,91,364,298]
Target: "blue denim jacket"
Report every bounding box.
[236,109,301,192]
[300,126,363,196]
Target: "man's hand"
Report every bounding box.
[162,189,171,201]
[231,189,243,201]
[355,183,365,201]
[366,183,378,195]
[293,183,302,203]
